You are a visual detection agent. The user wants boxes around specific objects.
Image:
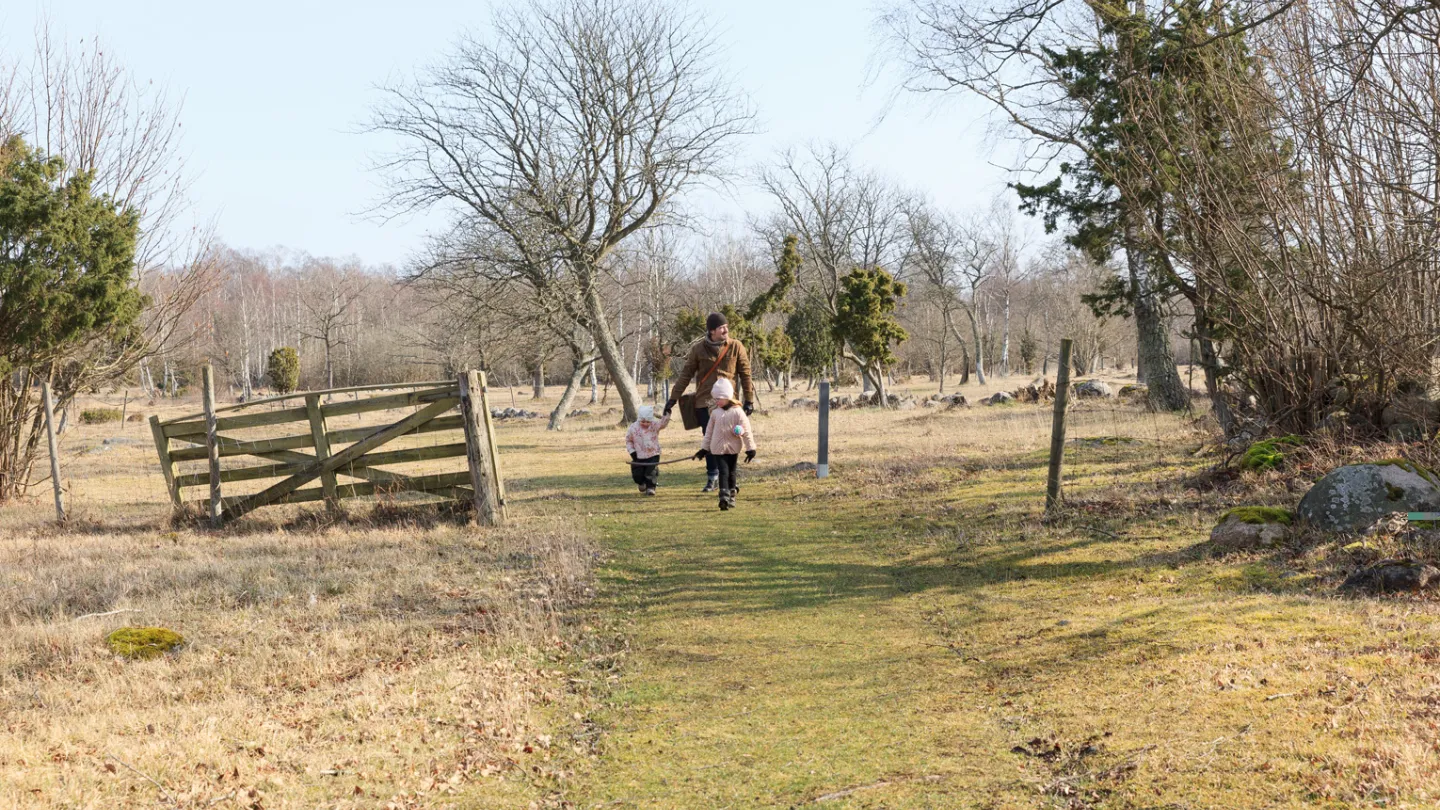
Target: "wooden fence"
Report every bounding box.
[149,367,506,527]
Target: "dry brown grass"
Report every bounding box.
[0,393,597,809]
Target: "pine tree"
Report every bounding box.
[833,267,908,406]
[267,347,301,394]
[0,136,143,501]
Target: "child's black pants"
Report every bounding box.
[715,453,739,497]
[631,455,659,487]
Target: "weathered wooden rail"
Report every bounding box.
[150,367,506,527]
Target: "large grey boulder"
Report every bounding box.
[984,391,1015,406]
[1297,461,1440,532]
[1073,380,1113,398]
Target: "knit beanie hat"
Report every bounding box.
[638,405,655,421]
[706,312,727,333]
[711,377,735,402]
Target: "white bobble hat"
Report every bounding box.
[711,377,735,402]
[638,405,655,421]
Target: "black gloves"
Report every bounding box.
[629,451,638,462]
[743,401,754,416]
[744,450,756,463]
[693,449,709,461]
[663,399,676,416]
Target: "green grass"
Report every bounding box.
[523,404,1440,808]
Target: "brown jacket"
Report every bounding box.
[671,337,755,410]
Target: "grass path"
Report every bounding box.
[517,405,1440,809]
[560,460,1029,807]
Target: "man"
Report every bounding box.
[665,312,756,492]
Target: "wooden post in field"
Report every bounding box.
[120,389,129,430]
[1045,338,1073,516]
[202,363,223,528]
[817,380,831,479]
[478,371,508,516]
[42,382,65,522]
[149,415,182,508]
[305,393,339,511]
[458,371,503,526]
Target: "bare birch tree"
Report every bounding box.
[370,0,754,423]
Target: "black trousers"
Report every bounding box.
[695,407,719,478]
[631,455,659,487]
[715,453,739,498]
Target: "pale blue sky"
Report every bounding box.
[0,1,1018,266]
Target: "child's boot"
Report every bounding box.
[702,475,718,493]
[644,485,656,496]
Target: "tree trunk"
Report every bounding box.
[581,284,642,423]
[1000,289,1011,376]
[548,357,590,430]
[1125,222,1187,411]
[1194,307,1237,436]
[532,361,545,400]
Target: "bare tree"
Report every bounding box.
[297,265,368,390]
[371,0,754,422]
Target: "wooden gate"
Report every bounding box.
[149,368,506,527]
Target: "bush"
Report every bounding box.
[80,408,122,424]
[267,347,300,394]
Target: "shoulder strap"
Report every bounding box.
[696,340,732,390]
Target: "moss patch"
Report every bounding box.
[106,627,185,660]
[1222,506,1295,525]
[1239,436,1302,472]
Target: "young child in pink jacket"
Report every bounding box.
[626,405,670,496]
[692,378,756,510]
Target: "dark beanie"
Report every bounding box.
[706,312,727,333]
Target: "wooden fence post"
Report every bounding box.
[150,415,182,509]
[1045,338,1073,516]
[42,382,65,522]
[305,393,339,511]
[120,389,129,430]
[203,363,223,528]
[817,380,830,479]
[477,371,508,518]
[458,371,502,526]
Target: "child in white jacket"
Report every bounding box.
[692,378,756,510]
[626,405,670,495]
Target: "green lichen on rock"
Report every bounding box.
[1374,458,1440,486]
[1240,436,1302,472]
[106,627,185,660]
[1222,506,1294,525]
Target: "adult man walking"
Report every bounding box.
[664,312,756,492]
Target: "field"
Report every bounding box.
[4,371,1440,808]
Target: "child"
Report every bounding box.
[626,405,670,496]
[692,378,756,510]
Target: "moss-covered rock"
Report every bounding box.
[1298,462,1440,533]
[106,627,185,660]
[1211,507,1293,551]
[1239,436,1302,472]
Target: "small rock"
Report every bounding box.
[1341,559,1440,594]
[1210,507,1293,552]
[984,391,1015,406]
